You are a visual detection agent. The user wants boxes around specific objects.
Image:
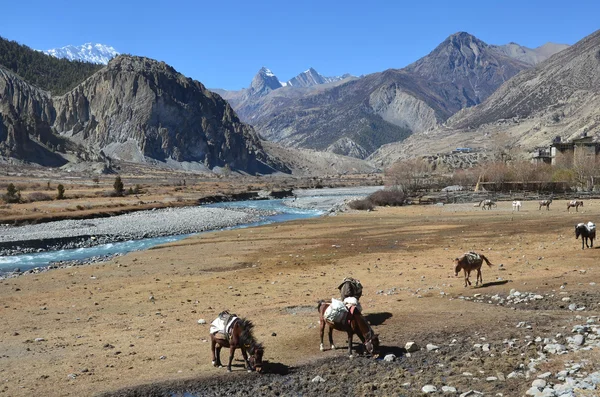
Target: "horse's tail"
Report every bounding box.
[480,254,493,267]
[316,300,326,311]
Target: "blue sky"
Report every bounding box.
[2,0,599,90]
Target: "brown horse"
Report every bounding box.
[539,199,552,210]
[454,252,494,287]
[567,200,584,212]
[317,301,380,357]
[210,317,264,373]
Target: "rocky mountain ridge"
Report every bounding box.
[218,32,562,159]
[369,29,600,167]
[0,55,289,174]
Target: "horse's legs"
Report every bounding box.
[476,268,482,286]
[240,347,252,372]
[347,331,353,356]
[319,317,325,351]
[328,325,336,350]
[227,346,236,372]
[215,344,223,367]
[211,338,217,367]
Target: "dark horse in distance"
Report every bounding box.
[575,222,596,250]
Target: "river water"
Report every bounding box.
[0,186,381,273]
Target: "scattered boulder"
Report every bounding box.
[405,342,419,352]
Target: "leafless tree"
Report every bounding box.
[385,158,432,193]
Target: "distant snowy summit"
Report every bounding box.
[44,43,119,64]
[286,67,350,88]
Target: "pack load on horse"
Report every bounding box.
[318,299,379,357]
[567,200,584,212]
[454,251,494,287]
[209,311,264,373]
[575,222,596,250]
[338,277,363,300]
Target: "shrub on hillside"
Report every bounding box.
[367,189,406,206]
[27,192,53,202]
[348,199,374,211]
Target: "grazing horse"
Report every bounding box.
[454,252,494,287]
[575,222,596,250]
[338,277,363,300]
[478,199,496,210]
[317,301,379,357]
[210,316,264,373]
[512,201,522,211]
[567,200,584,212]
[539,199,552,210]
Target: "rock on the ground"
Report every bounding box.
[405,341,419,352]
[422,385,437,393]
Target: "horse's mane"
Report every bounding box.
[237,318,264,352]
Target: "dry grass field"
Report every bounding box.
[1,198,599,396]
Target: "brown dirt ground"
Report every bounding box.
[1,199,599,396]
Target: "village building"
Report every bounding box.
[531,134,600,165]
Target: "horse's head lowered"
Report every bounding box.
[454,258,461,276]
[364,331,380,358]
[247,343,264,373]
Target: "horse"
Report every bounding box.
[575,222,596,250]
[317,300,380,358]
[477,199,496,210]
[512,201,522,211]
[210,316,264,373]
[567,200,584,212]
[454,252,494,287]
[539,199,552,210]
[338,277,363,300]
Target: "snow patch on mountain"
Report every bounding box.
[43,43,119,64]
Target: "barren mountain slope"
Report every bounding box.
[219,33,533,159]
[371,30,600,166]
[1,54,289,174]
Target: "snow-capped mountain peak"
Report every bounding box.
[43,43,119,65]
[286,68,350,88]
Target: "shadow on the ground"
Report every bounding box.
[379,345,406,357]
[365,312,393,326]
[479,280,509,288]
[264,360,291,375]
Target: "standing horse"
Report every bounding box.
[317,301,379,357]
[478,199,496,210]
[567,200,584,212]
[454,252,494,287]
[539,199,552,210]
[575,222,596,250]
[210,316,264,373]
[512,201,522,211]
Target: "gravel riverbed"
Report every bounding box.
[0,206,272,256]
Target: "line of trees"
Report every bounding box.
[0,36,102,95]
[385,156,600,193]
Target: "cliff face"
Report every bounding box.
[0,56,288,173]
[0,68,69,165]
